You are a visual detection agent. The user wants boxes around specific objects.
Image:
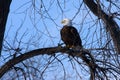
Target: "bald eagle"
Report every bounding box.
[60,18,82,49]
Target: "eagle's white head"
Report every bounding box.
[61,18,72,26]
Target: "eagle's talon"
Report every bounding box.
[58,43,64,47]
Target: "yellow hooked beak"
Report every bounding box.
[61,20,65,24]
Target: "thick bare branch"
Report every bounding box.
[0,46,68,78]
[83,0,120,54]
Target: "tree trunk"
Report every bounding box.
[0,0,12,55]
[83,0,120,54]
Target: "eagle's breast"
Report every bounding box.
[60,26,82,48]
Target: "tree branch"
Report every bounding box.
[0,46,69,78]
[83,0,120,54]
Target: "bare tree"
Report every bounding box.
[0,0,120,80]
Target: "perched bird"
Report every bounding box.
[60,18,82,49]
